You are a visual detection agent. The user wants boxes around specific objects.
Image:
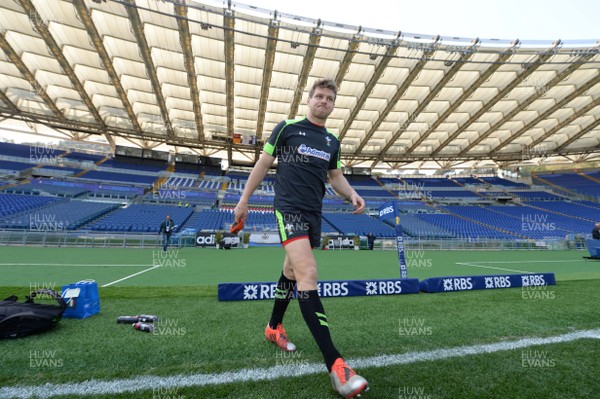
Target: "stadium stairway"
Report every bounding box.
[73,155,111,178]
[77,206,124,230]
[0,179,31,191]
[431,203,531,239]
[519,202,595,223]
[531,174,579,197]
[450,178,464,187]
[32,150,69,170]
[449,178,488,199]
[472,176,493,186]
[151,164,174,193]
[574,201,600,211]
[578,171,600,185]
[372,176,400,199]
[197,170,205,184]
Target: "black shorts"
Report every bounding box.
[274,209,321,248]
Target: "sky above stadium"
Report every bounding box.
[227,0,600,43]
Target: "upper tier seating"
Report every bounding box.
[536,172,600,198]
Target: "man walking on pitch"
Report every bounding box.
[234,78,368,398]
[158,214,175,252]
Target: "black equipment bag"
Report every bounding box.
[0,289,67,339]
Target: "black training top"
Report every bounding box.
[264,117,341,213]
[159,219,175,234]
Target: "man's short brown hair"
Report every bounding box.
[309,78,337,101]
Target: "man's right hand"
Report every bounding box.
[233,201,248,225]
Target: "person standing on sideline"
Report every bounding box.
[158,214,175,252]
[234,78,368,398]
[592,222,600,239]
[367,232,376,250]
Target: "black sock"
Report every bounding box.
[298,290,342,372]
[268,272,296,329]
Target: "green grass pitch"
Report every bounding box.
[1,246,599,398]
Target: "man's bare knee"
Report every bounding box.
[284,239,318,290]
[294,262,317,291]
[283,258,295,280]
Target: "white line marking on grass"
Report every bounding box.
[460,260,585,264]
[101,265,160,287]
[1,329,599,399]
[0,263,150,267]
[456,262,533,274]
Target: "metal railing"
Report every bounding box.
[0,229,588,251]
[0,229,165,248]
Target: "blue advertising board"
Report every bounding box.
[419,273,556,293]
[218,278,420,301]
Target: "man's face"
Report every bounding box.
[307,87,335,121]
[166,216,170,221]
[596,223,600,229]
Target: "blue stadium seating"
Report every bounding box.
[479,176,530,188]
[222,193,273,207]
[377,177,400,185]
[1,146,597,242]
[536,172,600,198]
[427,190,481,199]
[1,200,118,230]
[147,189,217,207]
[100,159,166,172]
[452,177,484,185]
[185,209,231,231]
[7,181,89,197]
[0,160,34,172]
[322,198,354,212]
[576,201,600,210]
[416,213,516,239]
[89,204,193,232]
[401,177,461,188]
[81,171,157,185]
[487,204,589,237]
[323,213,395,237]
[396,202,435,213]
[441,204,588,239]
[36,165,83,174]
[398,214,455,238]
[62,152,105,163]
[0,193,61,218]
[345,175,379,186]
[355,189,396,198]
[0,142,60,158]
[512,191,564,201]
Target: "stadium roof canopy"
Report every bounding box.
[0,0,599,172]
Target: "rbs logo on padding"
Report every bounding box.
[379,206,394,218]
